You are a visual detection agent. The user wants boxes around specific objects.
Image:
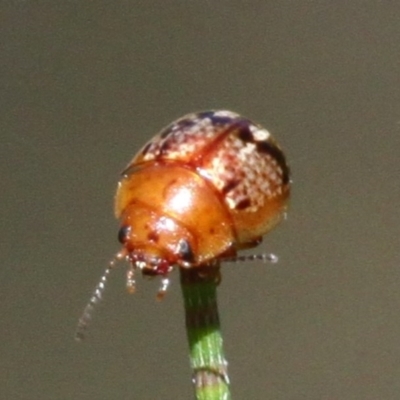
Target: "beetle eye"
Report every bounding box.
[177,239,195,264]
[118,226,131,244]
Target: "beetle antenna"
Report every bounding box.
[75,250,126,341]
[222,253,278,264]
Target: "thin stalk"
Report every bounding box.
[180,265,231,400]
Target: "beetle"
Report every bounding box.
[76,110,290,340]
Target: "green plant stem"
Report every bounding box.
[180,265,232,400]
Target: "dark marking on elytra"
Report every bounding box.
[235,198,251,210]
[176,117,198,129]
[210,115,237,126]
[141,142,152,155]
[221,179,240,195]
[160,140,171,155]
[237,125,254,143]
[197,111,238,126]
[160,127,174,139]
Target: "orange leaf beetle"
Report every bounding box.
[76,110,290,340]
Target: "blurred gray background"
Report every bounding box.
[1,2,400,400]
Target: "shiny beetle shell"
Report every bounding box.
[115,110,290,276]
